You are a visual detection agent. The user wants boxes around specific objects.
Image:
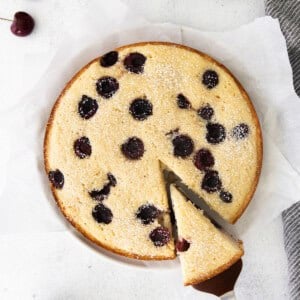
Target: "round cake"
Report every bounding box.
[44,42,262,260]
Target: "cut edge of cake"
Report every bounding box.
[170,185,244,285]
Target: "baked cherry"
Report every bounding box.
[176,238,190,252]
[193,148,214,171]
[89,173,117,201]
[96,76,119,99]
[100,51,118,67]
[74,137,92,159]
[198,105,214,121]
[206,123,226,144]
[149,226,171,247]
[177,94,191,109]
[78,95,98,119]
[202,70,219,89]
[129,98,153,121]
[201,170,222,193]
[232,123,249,140]
[172,134,194,158]
[48,169,64,189]
[92,204,113,224]
[136,204,160,225]
[124,52,146,74]
[220,191,233,203]
[89,185,111,201]
[121,137,144,160]
[107,173,117,187]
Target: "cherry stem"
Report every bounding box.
[0,17,13,22]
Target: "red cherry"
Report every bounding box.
[10,12,34,37]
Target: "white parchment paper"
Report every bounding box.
[1,0,300,299]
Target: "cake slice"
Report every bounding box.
[170,185,243,285]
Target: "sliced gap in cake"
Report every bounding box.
[162,167,237,239]
[175,180,238,239]
[162,169,178,241]
[160,164,244,285]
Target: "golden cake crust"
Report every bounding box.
[44,42,262,260]
[183,241,244,286]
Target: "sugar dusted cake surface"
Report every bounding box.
[44,42,262,260]
[171,186,243,285]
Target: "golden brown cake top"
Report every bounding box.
[44,42,262,260]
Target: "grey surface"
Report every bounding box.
[265,1,300,299]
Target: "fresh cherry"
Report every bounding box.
[7,12,35,37]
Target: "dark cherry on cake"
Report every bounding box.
[89,173,117,201]
[194,149,214,171]
[129,98,153,121]
[48,169,64,189]
[124,52,146,74]
[232,123,249,140]
[74,137,92,159]
[206,123,226,144]
[78,95,98,119]
[202,70,219,89]
[177,94,191,109]
[176,238,190,252]
[121,137,144,160]
[220,191,233,203]
[96,76,119,99]
[92,203,113,224]
[89,185,111,201]
[202,170,222,193]
[107,173,117,187]
[136,204,161,225]
[100,51,118,67]
[172,134,194,158]
[149,226,171,247]
[198,105,214,121]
